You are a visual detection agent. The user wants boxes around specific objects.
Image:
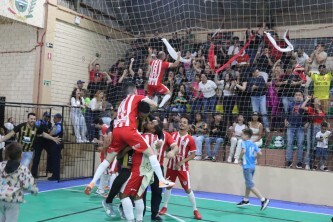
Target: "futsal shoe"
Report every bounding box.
[261,198,270,211]
[194,210,202,220]
[159,180,175,188]
[102,200,116,217]
[236,200,250,207]
[118,204,126,220]
[159,207,167,215]
[84,182,94,195]
[151,215,163,221]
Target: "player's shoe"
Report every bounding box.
[194,210,202,220]
[236,200,250,207]
[159,207,167,215]
[102,200,116,217]
[151,215,163,221]
[159,180,175,188]
[261,198,270,211]
[84,182,94,195]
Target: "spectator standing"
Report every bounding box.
[119,68,135,95]
[246,27,264,63]
[87,73,107,99]
[285,91,305,169]
[228,36,242,66]
[247,68,270,132]
[149,31,164,52]
[190,74,203,121]
[294,47,309,67]
[198,74,217,120]
[48,114,63,181]
[169,32,181,51]
[31,112,53,178]
[235,67,252,119]
[70,88,88,143]
[301,96,327,170]
[133,67,147,96]
[85,90,105,141]
[107,59,125,107]
[276,65,303,114]
[253,46,273,74]
[204,113,226,161]
[88,57,103,82]
[313,122,331,171]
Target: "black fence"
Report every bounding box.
[0,102,96,182]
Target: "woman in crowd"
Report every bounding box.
[190,113,208,160]
[228,114,247,164]
[85,90,105,141]
[190,74,203,121]
[130,58,147,96]
[70,88,88,143]
[248,112,264,147]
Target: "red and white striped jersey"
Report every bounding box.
[132,133,159,175]
[158,131,176,165]
[167,132,196,171]
[113,94,146,129]
[148,59,170,85]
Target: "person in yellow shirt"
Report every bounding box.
[307,65,333,113]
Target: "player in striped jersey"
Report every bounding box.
[159,116,202,220]
[147,48,181,110]
[0,113,61,167]
[119,118,161,222]
[85,84,174,196]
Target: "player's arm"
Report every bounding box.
[169,52,181,68]
[147,47,153,64]
[129,58,135,76]
[42,132,61,144]
[166,143,179,159]
[0,131,15,143]
[142,97,158,108]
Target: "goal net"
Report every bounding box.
[2,0,333,168]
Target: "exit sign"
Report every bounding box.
[43,80,51,86]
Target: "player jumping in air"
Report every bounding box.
[147,48,181,110]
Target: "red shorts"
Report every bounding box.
[121,172,143,197]
[147,84,169,97]
[166,169,191,190]
[108,127,150,154]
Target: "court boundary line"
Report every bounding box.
[29,185,332,217]
[170,193,333,217]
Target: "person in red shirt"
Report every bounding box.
[88,57,103,82]
[147,48,181,110]
[119,119,161,222]
[301,96,329,170]
[85,83,174,196]
[159,116,202,220]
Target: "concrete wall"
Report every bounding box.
[0,22,37,103]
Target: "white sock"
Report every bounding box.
[134,199,144,221]
[91,160,110,184]
[159,94,171,108]
[121,197,135,221]
[152,95,159,104]
[187,191,197,211]
[109,173,117,188]
[98,172,109,190]
[163,189,172,208]
[260,197,265,202]
[149,155,165,182]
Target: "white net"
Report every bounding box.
[1,0,333,169]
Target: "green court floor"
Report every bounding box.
[19,186,330,222]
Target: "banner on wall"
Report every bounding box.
[0,0,45,28]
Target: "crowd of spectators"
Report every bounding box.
[70,25,332,170]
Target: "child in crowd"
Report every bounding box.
[0,142,38,222]
[169,91,188,113]
[237,128,270,211]
[313,122,331,171]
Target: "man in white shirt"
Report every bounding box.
[294,47,309,67]
[308,43,327,73]
[313,122,331,171]
[197,74,217,120]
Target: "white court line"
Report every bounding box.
[28,185,333,217]
[146,206,186,222]
[170,193,333,217]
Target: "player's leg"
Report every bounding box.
[158,85,172,108]
[134,196,145,222]
[159,169,177,215]
[150,166,164,220]
[179,171,202,219]
[245,169,269,210]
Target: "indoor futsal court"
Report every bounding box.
[19,179,332,222]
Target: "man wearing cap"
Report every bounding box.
[48,113,64,181]
[31,112,53,178]
[77,80,85,90]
